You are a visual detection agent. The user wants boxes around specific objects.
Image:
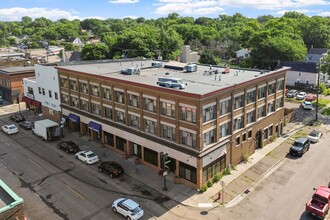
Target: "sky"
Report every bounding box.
[0,0,330,21]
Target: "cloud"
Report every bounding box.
[0,7,81,21]
[108,0,139,3]
[155,0,224,15]
[154,0,330,16]
[319,11,330,16]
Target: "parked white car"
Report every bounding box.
[296,91,307,100]
[301,101,313,110]
[112,198,144,220]
[307,130,323,143]
[75,150,99,164]
[2,124,19,135]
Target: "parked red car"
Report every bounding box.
[305,94,317,101]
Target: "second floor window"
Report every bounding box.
[48,90,52,98]
[161,124,176,141]
[61,93,69,104]
[181,107,196,123]
[268,101,275,113]
[203,128,215,145]
[70,96,79,108]
[116,110,125,123]
[233,115,244,131]
[181,130,196,148]
[54,92,58,100]
[28,87,34,95]
[60,78,68,88]
[92,103,101,115]
[144,119,156,134]
[103,106,113,120]
[80,99,89,111]
[220,122,231,138]
[277,80,284,90]
[276,97,284,109]
[161,102,175,117]
[129,114,140,129]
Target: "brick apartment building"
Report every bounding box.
[56,60,289,188]
[0,66,35,104]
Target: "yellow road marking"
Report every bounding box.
[28,158,43,169]
[63,182,85,200]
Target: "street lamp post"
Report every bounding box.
[315,65,320,122]
[160,152,168,191]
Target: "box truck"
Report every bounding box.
[32,119,60,141]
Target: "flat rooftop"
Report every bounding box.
[57,60,289,96]
[0,66,35,74]
[0,179,23,211]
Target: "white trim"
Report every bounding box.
[60,76,67,79]
[143,116,157,122]
[102,103,112,108]
[203,102,216,109]
[70,94,78,98]
[114,107,125,112]
[203,125,216,134]
[219,119,231,125]
[128,111,140,117]
[220,97,231,102]
[247,88,256,93]
[179,127,197,134]
[160,121,176,127]
[247,109,256,114]
[278,77,284,81]
[179,103,196,109]
[114,88,124,92]
[234,92,244,97]
[143,94,156,100]
[127,91,139,96]
[68,77,77,80]
[160,98,175,105]
[269,80,276,84]
[61,91,69,95]
[91,100,100,104]
[80,97,88,101]
[101,85,112,89]
[79,79,87,83]
[90,82,99,86]
[258,84,266,88]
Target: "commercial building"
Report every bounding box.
[56,60,289,188]
[0,179,25,220]
[22,64,61,121]
[0,66,34,104]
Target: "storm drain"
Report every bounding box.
[244,189,250,194]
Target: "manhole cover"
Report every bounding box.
[200,211,208,215]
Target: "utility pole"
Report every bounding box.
[315,65,320,122]
[160,152,169,191]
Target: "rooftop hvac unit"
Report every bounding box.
[152,62,162,68]
[185,64,197,72]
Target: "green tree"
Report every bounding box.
[82,43,108,60]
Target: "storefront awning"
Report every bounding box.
[31,100,42,108]
[68,113,80,123]
[22,96,33,105]
[88,121,102,133]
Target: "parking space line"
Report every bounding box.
[0,138,10,145]
[28,158,43,169]
[63,182,85,200]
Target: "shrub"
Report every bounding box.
[223,167,231,175]
[207,180,213,187]
[243,152,249,162]
[213,173,223,183]
[200,184,208,193]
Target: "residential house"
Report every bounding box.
[306,48,327,63]
[276,61,327,88]
[68,37,84,48]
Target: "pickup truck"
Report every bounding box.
[306,186,330,219]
